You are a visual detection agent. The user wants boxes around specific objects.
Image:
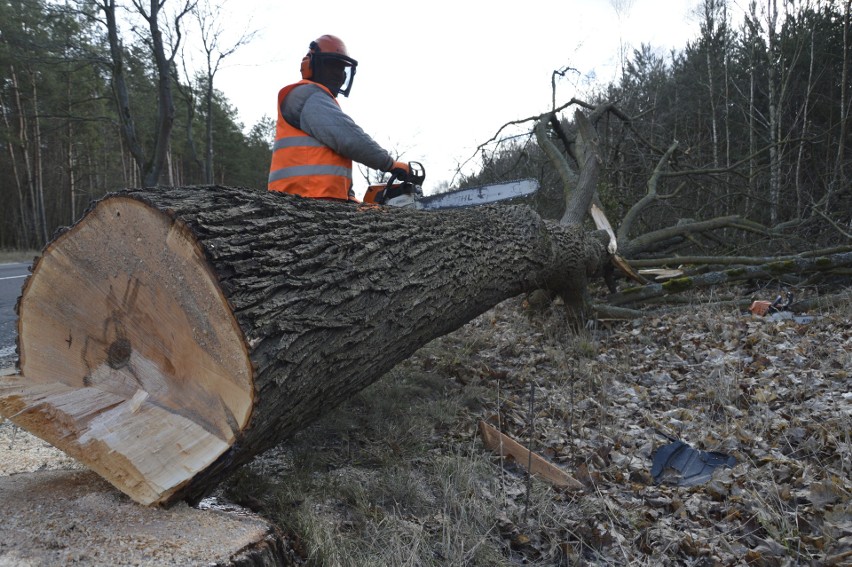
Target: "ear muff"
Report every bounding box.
[300,54,313,79]
[299,41,320,80]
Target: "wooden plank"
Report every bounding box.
[478,420,584,490]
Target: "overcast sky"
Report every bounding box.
[201,0,723,196]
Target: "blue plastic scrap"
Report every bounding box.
[651,440,737,487]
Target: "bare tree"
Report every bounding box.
[795,7,817,216]
[190,1,256,183]
[0,89,29,248]
[610,0,637,76]
[766,0,782,225]
[701,0,723,172]
[830,0,852,205]
[95,0,196,187]
[8,64,49,246]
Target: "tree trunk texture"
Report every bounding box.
[0,185,606,506]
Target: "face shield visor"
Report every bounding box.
[316,53,358,97]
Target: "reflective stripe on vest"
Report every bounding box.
[272,136,325,151]
[268,80,353,200]
[268,164,352,183]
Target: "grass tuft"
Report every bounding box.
[0,249,39,264]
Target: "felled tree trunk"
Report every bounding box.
[0,185,606,506]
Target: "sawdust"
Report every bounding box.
[0,470,278,566]
[0,416,84,477]
[0,367,289,566]
[0,365,86,476]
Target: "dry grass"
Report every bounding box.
[0,249,38,264]
[225,288,852,565]
[227,362,516,566]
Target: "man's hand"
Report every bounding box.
[389,160,410,181]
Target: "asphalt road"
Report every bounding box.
[0,262,30,366]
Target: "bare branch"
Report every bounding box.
[812,206,852,240]
[617,140,679,242]
[534,114,576,204]
[625,244,852,268]
[620,215,766,258]
[455,98,595,181]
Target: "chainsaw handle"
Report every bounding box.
[386,169,405,188]
[363,161,426,205]
[386,161,425,188]
[408,161,425,185]
[367,173,402,205]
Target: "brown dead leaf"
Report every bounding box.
[809,478,845,510]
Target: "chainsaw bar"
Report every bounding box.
[414,179,539,210]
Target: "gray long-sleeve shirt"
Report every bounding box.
[281,83,394,172]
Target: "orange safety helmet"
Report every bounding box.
[300,34,358,97]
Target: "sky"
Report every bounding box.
[204,0,716,196]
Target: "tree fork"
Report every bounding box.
[1,185,607,506]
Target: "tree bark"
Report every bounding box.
[0,185,606,506]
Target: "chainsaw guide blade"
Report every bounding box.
[415,179,539,210]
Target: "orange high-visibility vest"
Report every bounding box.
[267,80,353,199]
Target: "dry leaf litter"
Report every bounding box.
[241,292,851,566]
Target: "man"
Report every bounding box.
[268,34,412,201]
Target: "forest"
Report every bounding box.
[1,0,851,256]
[0,0,272,250]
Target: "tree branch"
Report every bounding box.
[534,114,577,212]
[627,245,852,267]
[607,251,852,306]
[617,140,679,242]
[620,215,767,258]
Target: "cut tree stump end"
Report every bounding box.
[1,196,254,505]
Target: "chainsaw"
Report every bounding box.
[362,161,539,210]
